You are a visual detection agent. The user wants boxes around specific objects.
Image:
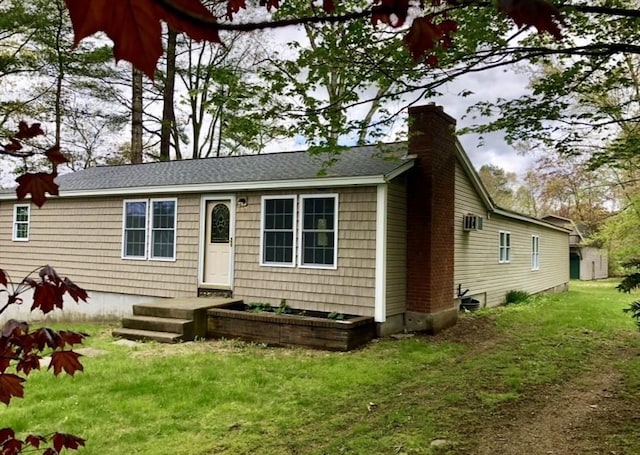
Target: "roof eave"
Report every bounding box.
[492,208,573,232]
[384,159,415,182]
[0,174,394,200]
[454,140,496,211]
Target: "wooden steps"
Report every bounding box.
[112,297,242,343]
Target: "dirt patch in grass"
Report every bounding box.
[428,312,508,354]
[468,361,636,455]
[425,314,640,455]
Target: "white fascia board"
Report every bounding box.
[0,176,389,200]
[492,208,573,232]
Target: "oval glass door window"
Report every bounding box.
[211,203,230,243]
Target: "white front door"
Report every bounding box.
[203,200,232,286]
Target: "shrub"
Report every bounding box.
[247,302,272,313]
[618,258,640,329]
[504,290,530,305]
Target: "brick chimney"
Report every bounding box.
[405,104,458,333]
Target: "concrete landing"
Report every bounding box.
[113,297,243,343]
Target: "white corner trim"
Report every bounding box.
[375,184,387,323]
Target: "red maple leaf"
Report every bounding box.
[14,121,44,140]
[259,0,279,11]
[323,0,335,13]
[372,0,410,26]
[226,0,246,20]
[31,282,65,314]
[426,54,439,66]
[52,433,86,452]
[403,16,443,60]
[0,428,16,443]
[3,138,22,153]
[17,354,42,376]
[44,145,69,166]
[58,331,87,348]
[1,437,22,454]
[63,278,89,303]
[498,0,564,39]
[0,346,15,372]
[15,172,59,207]
[403,16,458,62]
[33,328,63,350]
[25,434,47,449]
[49,351,84,376]
[64,0,220,79]
[0,373,25,405]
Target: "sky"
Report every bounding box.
[436,68,535,176]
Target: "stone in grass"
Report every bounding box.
[39,347,108,368]
[75,347,108,357]
[113,339,140,347]
[430,439,449,448]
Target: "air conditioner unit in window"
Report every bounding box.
[463,214,483,231]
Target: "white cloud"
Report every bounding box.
[434,67,534,176]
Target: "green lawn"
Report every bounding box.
[4,279,640,454]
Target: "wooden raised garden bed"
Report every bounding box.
[207,301,377,351]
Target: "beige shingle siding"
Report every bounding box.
[454,162,569,307]
[386,177,407,317]
[233,187,377,316]
[0,195,200,297]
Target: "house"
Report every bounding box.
[0,105,570,335]
[541,215,608,280]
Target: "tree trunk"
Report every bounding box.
[53,0,65,149]
[160,27,178,162]
[131,67,143,164]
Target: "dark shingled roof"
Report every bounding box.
[50,143,411,192]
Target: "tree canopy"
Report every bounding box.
[3,0,640,205]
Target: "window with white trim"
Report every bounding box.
[531,235,540,270]
[499,231,511,263]
[150,199,177,259]
[300,194,338,268]
[261,196,296,266]
[123,200,147,258]
[122,199,177,260]
[12,204,30,241]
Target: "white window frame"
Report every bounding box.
[12,204,30,242]
[122,199,149,260]
[150,198,178,261]
[298,194,339,270]
[122,198,177,261]
[531,235,540,271]
[260,195,297,267]
[498,231,511,264]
